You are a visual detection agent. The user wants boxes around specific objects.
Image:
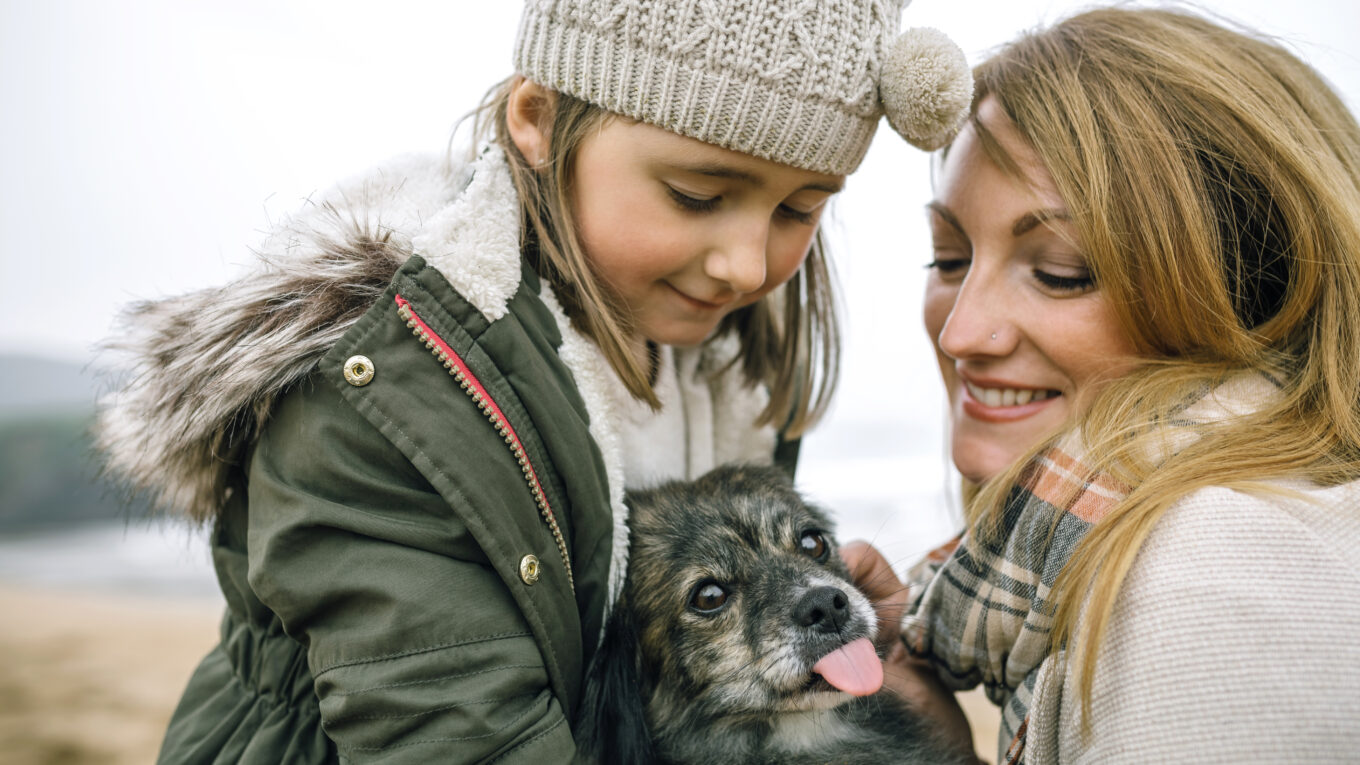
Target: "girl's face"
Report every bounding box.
[570,119,844,351]
[925,98,1137,483]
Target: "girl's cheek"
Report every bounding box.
[776,248,809,286]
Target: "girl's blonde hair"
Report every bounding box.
[960,7,1360,724]
[463,80,839,438]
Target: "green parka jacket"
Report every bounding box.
[97,148,784,763]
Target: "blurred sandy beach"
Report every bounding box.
[0,579,1000,764]
[0,584,220,764]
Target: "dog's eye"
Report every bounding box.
[689,581,729,613]
[799,530,829,561]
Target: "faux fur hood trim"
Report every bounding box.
[96,148,532,523]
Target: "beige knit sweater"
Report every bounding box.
[1022,480,1360,763]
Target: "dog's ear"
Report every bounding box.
[575,600,657,764]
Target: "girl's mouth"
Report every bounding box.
[668,283,729,312]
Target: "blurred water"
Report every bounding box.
[0,431,960,599]
[0,520,220,600]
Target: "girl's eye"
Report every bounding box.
[668,187,719,213]
[1033,268,1095,293]
[689,581,729,613]
[777,204,816,225]
[799,530,829,562]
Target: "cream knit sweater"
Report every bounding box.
[1022,480,1360,763]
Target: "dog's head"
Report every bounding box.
[622,463,880,717]
[579,463,882,758]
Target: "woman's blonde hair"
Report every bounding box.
[960,6,1360,724]
[460,80,839,437]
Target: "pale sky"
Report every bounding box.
[2,1,1357,552]
[3,0,1355,362]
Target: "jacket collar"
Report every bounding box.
[413,147,524,323]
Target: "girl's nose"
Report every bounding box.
[937,272,1013,359]
[705,227,768,295]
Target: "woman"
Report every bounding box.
[899,7,1360,763]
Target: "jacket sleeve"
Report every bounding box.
[245,380,576,764]
[1049,488,1360,764]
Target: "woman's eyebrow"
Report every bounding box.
[1013,209,1071,236]
[926,201,965,234]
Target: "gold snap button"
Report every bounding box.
[343,355,375,387]
[519,554,541,585]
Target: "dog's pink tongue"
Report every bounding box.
[811,637,883,696]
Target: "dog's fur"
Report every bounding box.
[577,464,966,764]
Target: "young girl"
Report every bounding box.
[97,2,971,762]
[889,7,1360,763]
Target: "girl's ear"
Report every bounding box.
[505,76,556,167]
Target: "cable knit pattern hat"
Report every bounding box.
[514,0,971,174]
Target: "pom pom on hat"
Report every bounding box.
[880,27,974,151]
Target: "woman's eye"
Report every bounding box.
[926,256,970,281]
[799,530,829,561]
[689,581,729,613]
[926,257,969,272]
[1033,268,1095,293]
[668,187,720,212]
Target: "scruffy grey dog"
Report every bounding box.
[576,464,966,765]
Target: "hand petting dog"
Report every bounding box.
[843,539,983,764]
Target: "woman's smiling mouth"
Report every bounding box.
[960,380,1062,423]
[964,380,1060,407]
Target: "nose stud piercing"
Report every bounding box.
[990,333,997,340]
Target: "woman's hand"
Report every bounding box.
[840,540,909,653]
[841,540,982,763]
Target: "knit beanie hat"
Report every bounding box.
[514,0,972,175]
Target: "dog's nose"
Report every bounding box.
[793,586,851,633]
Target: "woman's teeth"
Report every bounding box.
[965,382,1058,407]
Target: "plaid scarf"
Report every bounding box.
[903,436,1126,763]
[902,374,1277,764]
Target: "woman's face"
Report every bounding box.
[924,97,1137,483]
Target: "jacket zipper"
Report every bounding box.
[394,294,574,592]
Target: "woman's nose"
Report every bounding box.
[937,272,1013,359]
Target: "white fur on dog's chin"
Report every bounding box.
[780,688,860,714]
[770,708,862,752]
